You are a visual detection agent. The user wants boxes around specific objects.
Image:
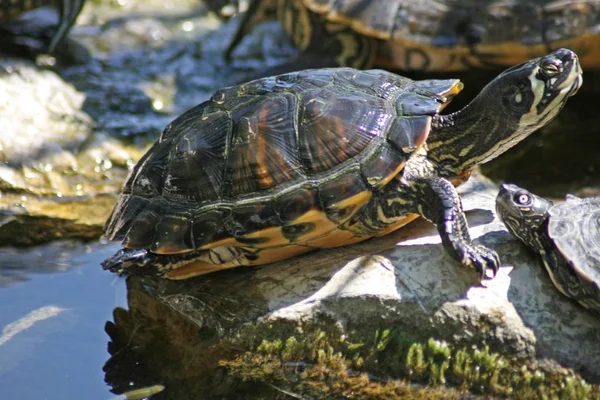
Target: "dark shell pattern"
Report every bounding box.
[104,68,461,256]
[549,196,600,285]
[302,0,600,47]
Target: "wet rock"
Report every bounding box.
[0,6,89,65]
[0,57,144,245]
[102,174,600,399]
[0,0,297,246]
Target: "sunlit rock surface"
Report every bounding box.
[102,175,600,398]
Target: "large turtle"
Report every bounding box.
[0,0,86,59]
[101,48,582,280]
[496,184,600,313]
[221,0,600,74]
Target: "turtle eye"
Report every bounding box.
[514,192,531,205]
[540,59,563,78]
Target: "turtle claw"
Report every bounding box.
[462,244,500,280]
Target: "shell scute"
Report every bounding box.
[127,139,171,199]
[395,91,445,116]
[280,69,337,90]
[298,88,390,174]
[191,208,230,249]
[166,110,231,202]
[317,165,370,223]
[360,141,407,190]
[415,79,463,101]
[275,182,319,224]
[276,184,319,224]
[104,194,149,241]
[150,214,193,254]
[333,69,413,100]
[224,92,303,198]
[387,116,431,154]
[229,200,281,238]
[123,209,162,249]
[549,197,600,284]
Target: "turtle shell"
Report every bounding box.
[104,68,462,262]
[280,0,600,71]
[548,195,600,287]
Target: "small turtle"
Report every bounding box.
[0,0,86,59]
[101,48,581,280]
[221,0,600,74]
[496,184,600,313]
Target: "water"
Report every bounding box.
[0,242,127,400]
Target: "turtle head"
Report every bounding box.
[495,183,554,250]
[429,49,582,174]
[477,48,582,162]
[497,48,581,129]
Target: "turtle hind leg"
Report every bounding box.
[416,176,500,280]
[163,246,247,280]
[165,244,316,280]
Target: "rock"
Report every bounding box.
[0,57,144,245]
[0,6,89,65]
[0,0,298,246]
[102,173,600,399]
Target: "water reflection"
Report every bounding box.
[0,240,90,286]
[0,242,127,400]
[103,274,288,399]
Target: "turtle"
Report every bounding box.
[495,184,600,313]
[101,48,582,280]
[0,0,86,59]
[220,0,600,75]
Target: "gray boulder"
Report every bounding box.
[103,173,600,399]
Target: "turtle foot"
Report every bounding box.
[461,244,500,280]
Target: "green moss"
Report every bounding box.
[221,319,599,400]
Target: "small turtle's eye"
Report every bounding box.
[514,192,531,205]
[540,59,563,78]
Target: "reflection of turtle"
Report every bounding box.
[0,0,85,59]
[101,49,581,280]
[496,184,600,314]
[222,0,600,74]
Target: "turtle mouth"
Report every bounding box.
[568,73,583,97]
[554,52,583,97]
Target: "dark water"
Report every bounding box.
[0,242,126,400]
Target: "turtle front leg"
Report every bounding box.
[415,176,500,279]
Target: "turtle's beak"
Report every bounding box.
[554,48,583,97]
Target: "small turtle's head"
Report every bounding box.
[495,184,554,250]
